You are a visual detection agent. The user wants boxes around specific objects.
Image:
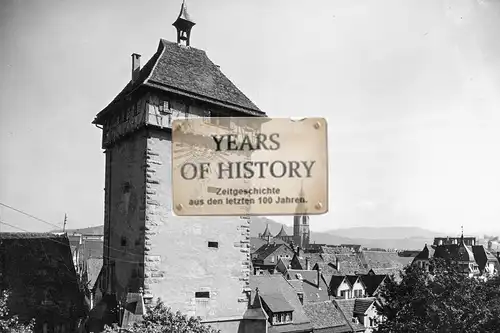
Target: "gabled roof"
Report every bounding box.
[353,297,375,315]
[303,301,352,332]
[328,275,351,291]
[360,251,407,271]
[86,258,103,290]
[334,299,366,332]
[414,244,435,261]
[94,39,264,124]
[253,243,293,264]
[260,293,294,313]
[250,275,312,331]
[360,274,386,296]
[472,245,500,273]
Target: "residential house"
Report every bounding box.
[275,257,292,275]
[360,273,387,297]
[327,276,352,299]
[412,235,495,277]
[0,232,87,333]
[346,276,366,298]
[471,245,500,276]
[335,298,382,333]
[250,275,313,333]
[252,243,295,274]
[251,237,287,255]
[302,301,352,333]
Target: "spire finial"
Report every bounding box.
[173,0,196,46]
[461,225,464,239]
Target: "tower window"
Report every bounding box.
[208,241,219,249]
[195,291,210,298]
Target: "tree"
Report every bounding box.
[0,290,34,333]
[104,298,220,333]
[374,258,500,333]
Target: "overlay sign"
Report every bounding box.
[171,117,328,216]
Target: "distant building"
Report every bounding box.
[252,243,295,274]
[413,234,500,277]
[257,190,311,250]
[0,232,87,333]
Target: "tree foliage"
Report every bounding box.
[374,258,500,333]
[104,298,220,333]
[0,290,34,333]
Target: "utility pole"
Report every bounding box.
[63,213,67,233]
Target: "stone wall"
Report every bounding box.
[143,128,251,321]
[101,91,253,331]
[106,132,147,300]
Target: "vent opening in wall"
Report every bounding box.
[195,291,210,298]
[208,241,218,248]
[122,182,131,194]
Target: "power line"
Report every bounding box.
[0,202,61,230]
[0,221,142,265]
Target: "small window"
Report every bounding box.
[195,291,210,298]
[208,241,219,249]
[121,237,127,246]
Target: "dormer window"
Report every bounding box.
[272,311,293,325]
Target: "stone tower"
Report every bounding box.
[293,186,310,249]
[92,2,266,331]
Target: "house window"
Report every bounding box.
[203,110,211,123]
[298,293,304,304]
[208,241,219,249]
[340,290,349,298]
[121,236,127,246]
[195,291,210,298]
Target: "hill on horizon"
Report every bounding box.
[59,219,446,251]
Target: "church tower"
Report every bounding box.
[293,186,310,249]
[92,2,266,331]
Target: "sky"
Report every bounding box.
[1,0,500,236]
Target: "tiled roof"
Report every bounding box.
[414,244,435,261]
[288,279,304,293]
[251,237,268,253]
[253,243,292,264]
[260,293,294,312]
[433,244,477,263]
[94,39,264,124]
[303,301,351,331]
[353,297,375,315]
[250,275,312,331]
[328,275,350,291]
[334,299,366,332]
[360,274,386,296]
[86,258,103,290]
[322,246,356,255]
[286,270,330,303]
[295,253,325,270]
[472,245,500,273]
[360,251,407,271]
[0,232,66,239]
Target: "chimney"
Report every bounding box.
[305,258,310,270]
[131,53,141,82]
[336,257,340,272]
[317,266,322,288]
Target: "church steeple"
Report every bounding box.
[173,0,196,46]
